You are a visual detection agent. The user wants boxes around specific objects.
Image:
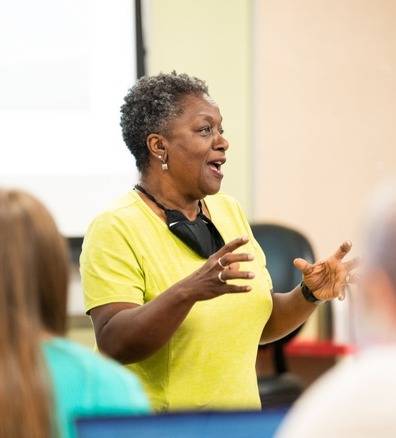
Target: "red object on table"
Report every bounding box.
[285,339,356,357]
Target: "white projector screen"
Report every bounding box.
[0,0,139,237]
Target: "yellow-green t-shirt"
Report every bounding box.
[80,191,273,412]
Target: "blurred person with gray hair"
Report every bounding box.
[277,184,396,438]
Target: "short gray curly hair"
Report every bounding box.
[120,72,209,172]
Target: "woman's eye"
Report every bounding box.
[199,126,224,136]
[199,126,212,135]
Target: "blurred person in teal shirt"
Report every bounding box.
[0,189,150,438]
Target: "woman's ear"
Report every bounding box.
[147,134,168,164]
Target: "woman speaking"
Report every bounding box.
[81,72,357,412]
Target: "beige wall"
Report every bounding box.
[253,0,396,259]
[146,0,253,213]
[253,0,396,340]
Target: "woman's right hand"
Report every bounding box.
[176,236,256,302]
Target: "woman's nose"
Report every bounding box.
[213,131,229,151]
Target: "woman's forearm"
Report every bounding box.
[96,285,196,364]
[260,286,317,344]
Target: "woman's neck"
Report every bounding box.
[139,175,200,220]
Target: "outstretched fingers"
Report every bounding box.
[214,237,249,259]
[211,236,256,294]
[218,252,254,268]
[343,257,360,271]
[214,237,254,271]
[333,241,352,261]
[226,284,253,293]
[220,269,255,282]
[293,258,314,275]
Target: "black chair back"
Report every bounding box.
[250,223,316,408]
[251,224,315,293]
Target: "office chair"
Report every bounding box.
[250,223,316,409]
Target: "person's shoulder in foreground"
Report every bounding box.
[42,337,150,437]
[276,345,396,438]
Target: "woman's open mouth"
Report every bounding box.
[207,159,225,178]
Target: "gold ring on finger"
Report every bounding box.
[218,271,227,283]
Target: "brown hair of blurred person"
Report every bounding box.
[0,189,69,438]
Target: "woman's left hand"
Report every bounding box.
[293,241,359,301]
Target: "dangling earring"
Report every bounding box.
[158,155,168,171]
